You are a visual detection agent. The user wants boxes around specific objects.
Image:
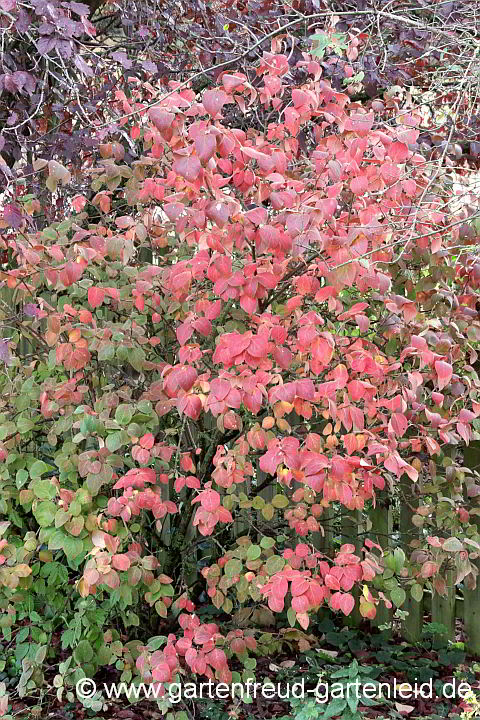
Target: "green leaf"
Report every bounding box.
[155,600,167,618]
[347,691,359,714]
[287,607,296,628]
[98,342,115,361]
[35,645,47,664]
[106,432,126,452]
[42,227,58,241]
[34,501,57,527]
[46,562,68,587]
[310,32,330,58]
[17,627,30,642]
[252,496,265,510]
[16,469,29,489]
[260,536,275,550]
[69,500,81,517]
[55,509,70,528]
[31,478,57,500]
[225,559,243,577]
[246,545,261,561]
[137,400,153,414]
[115,404,134,426]
[63,536,84,559]
[159,583,174,597]
[30,460,50,478]
[261,503,274,521]
[97,645,113,665]
[265,556,285,575]
[393,547,406,573]
[323,698,347,719]
[384,552,396,572]
[16,418,35,434]
[48,530,66,550]
[147,636,167,651]
[128,347,146,372]
[73,639,93,665]
[411,583,424,602]
[443,537,464,552]
[390,587,406,608]
[271,494,289,509]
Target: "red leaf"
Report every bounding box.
[149,108,175,134]
[296,612,310,630]
[291,577,309,596]
[139,433,155,449]
[389,412,408,437]
[241,146,275,173]
[291,594,309,613]
[112,554,131,571]
[194,623,217,644]
[105,287,120,301]
[244,206,268,225]
[202,90,228,117]
[435,360,452,391]
[325,574,341,591]
[273,346,293,370]
[205,200,231,229]
[59,260,86,287]
[350,176,368,195]
[152,662,172,683]
[195,134,217,165]
[200,489,221,511]
[345,112,374,134]
[177,395,202,420]
[177,322,194,345]
[173,155,202,183]
[341,593,355,616]
[217,506,232,523]
[88,286,105,309]
[72,195,87,212]
[389,141,409,163]
[421,561,438,578]
[222,74,245,92]
[207,648,227,670]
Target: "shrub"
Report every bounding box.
[0,24,480,715]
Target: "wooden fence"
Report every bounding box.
[225,467,477,652]
[2,283,479,655]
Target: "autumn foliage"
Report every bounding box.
[0,16,480,712]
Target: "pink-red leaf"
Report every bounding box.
[435,360,452,391]
[88,286,105,309]
[202,90,228,117]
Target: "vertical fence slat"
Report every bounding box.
[183,511,198,589]
[234,474,252,539]
[463,441,480,654]
[400,478,423,642]
[313,505,334,556]
[463,576,480,654]
[369,495,393,629]
[160,476,173,547]
[431,567,456,644]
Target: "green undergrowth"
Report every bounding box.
[2,620,479,720]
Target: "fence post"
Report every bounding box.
[463,441,480,654]
[400,477,423,642]
[369,494,393,629]
[431,566,456,644]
